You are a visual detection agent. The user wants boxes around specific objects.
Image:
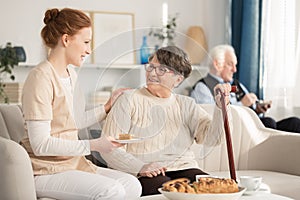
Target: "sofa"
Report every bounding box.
[0,104,300,200]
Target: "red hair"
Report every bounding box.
[41,8,91,48]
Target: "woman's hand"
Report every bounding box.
[138,162,167,178]
[90,136,124,153]
[214,83,231,108]
[104,88,131,113]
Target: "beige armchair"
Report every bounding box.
[0,104,300,199]
[0,105,54,200]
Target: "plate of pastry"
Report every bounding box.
[158,177,246,200]
[113,133,145,144]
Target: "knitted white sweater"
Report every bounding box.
[101,87,228,176]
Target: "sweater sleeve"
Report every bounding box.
[101,148,145,176]
[202,106,232,146]
[100,92,146,175]
[187,99,232,147]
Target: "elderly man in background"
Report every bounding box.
[190,44,300,133]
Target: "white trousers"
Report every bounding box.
[35,167,142,200]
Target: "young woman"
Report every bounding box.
[20,8,141,200]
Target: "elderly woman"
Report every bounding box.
[101,46,231,196]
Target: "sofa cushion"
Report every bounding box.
[249,134,300,176]
[0,104,25,143]
[210,170,300,199]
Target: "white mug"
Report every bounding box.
[239,176,262,191]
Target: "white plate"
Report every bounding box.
[243,183,271,195]
[113,138,145,144]
[158,187,246,200]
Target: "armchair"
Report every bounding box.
[0,104,54,200]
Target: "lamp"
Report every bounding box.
[185,26,208,64]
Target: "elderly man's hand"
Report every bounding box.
[241,93,258,107]
[214,83,231,108]
[255,100,272,114]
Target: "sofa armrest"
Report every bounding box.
[248,131,300,176]
[0,136,37,199]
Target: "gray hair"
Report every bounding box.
[208,44,235,70]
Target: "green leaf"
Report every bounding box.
[0,42,19,102]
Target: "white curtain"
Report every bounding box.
[263,0,299,120]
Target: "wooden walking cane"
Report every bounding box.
[216,85,237,182]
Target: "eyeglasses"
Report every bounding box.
[144,64,180,76]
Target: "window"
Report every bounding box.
[262,0,298,118]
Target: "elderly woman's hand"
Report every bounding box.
[138,162,167,178]
[214,83,231,108]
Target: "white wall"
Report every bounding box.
[0,0,228,64]
[0,0,228,98]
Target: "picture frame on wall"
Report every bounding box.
[85,11,136,65]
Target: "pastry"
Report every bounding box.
[118,133,132,140]
[162,178,195,193]
[162,177,238,194]
[193,177,239,193]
